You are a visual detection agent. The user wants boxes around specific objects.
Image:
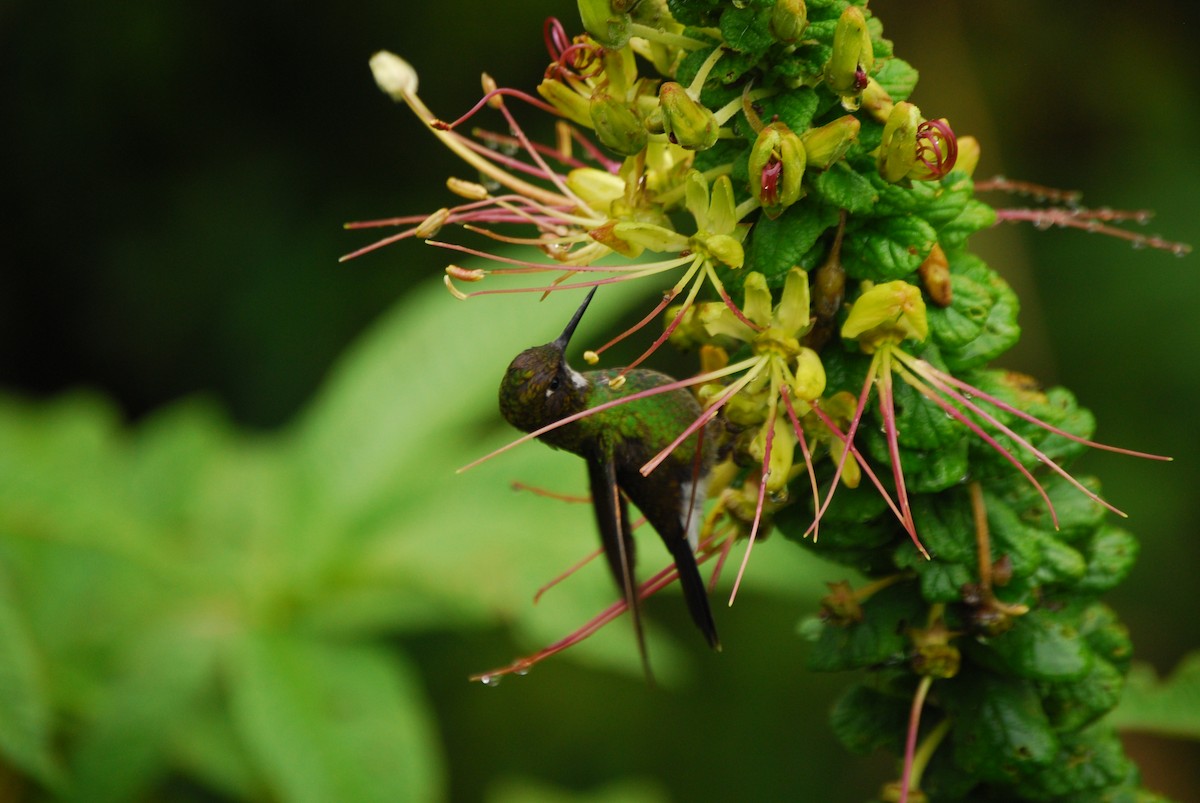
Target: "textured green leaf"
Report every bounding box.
[807,583,925,671]
[228,633,444,803]
[842,214,937,281]
[1044,657,1125,732]
[1028,530,1087,587]
[1076,525,1139,593]
[1079,603,1134,674]
[942,671,1058,783]
[719,3,774,56]
[744,201,839,279]
[906,487,977,564]
[758,87,820,136]
[926,253,1021,370]
[1000,473,1107,543]
[1013,724,1132,799]
[830,683,910,755]
[667,0,722,27]
[873,57,918,102]
[1109,652,1200,739]
[981,606,1095,682]
[938,198,997,251]
[810,163,878,214]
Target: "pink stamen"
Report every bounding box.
[728,402,777,606]
[879,353,924,556]
[472,127,591,170]
[779,387,823,542]
[808,404,912,540]
[437,87,561,131]
[891,362,1059,529]
[899,675,935,803]
[612,267,705,381]
[928,364,1171,462]
[589,290,679,359]
[915,119,957,179]
[533,547,604,604]
[470,529,725,681]
[899,357,1125,519]
[640,364,766,477]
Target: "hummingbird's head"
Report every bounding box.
[498,289,596,434]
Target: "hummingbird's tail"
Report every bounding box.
[667,537,721,651]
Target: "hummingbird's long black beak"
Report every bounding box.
[553,286,597,350]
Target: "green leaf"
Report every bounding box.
[873,57,918,102]
[926,252,1021,370]
[0,569,61,789]
[830,683,909,755]
[979,606,1095,682]
[941,671,1058,784]
[1044,657,1125,732]
[1075,525,1139,593]
[228,632,444,803]
[65,622,217,803]
[1028,530,1087,587]
[810,163,878,214]
[807,582,925,671]
[1108,652,1200,739]
[719,3,774,56]
[938,198,997,252]
[842,214,937,281]
[758,87,820,136]
[1079,602,1133,674]
[744,201,839,280]
[667,0,723,28]
[906,487,977,564]
[1013,724,1132,800]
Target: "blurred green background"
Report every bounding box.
[3,1,1198,800]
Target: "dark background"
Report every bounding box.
[5,1,1199,800]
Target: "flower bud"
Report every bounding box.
[577,0,631,49]
[659,82,719,151]
[800,114,860,171]
[748,121,807,219]
[877,101,921,183]
[536,79,592,128]
[954,135,980,177]
[370,51,418,100]
[770,0,808,44]
[566,167,625,211]
[824,6,874,110]
[589,94,648,156]
[860,78,894,122]
[917,243,952,308]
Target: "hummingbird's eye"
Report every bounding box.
[548,375,561,392]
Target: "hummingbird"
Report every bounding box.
[498,288,720,676]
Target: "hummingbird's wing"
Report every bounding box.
[586,451,652,681]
